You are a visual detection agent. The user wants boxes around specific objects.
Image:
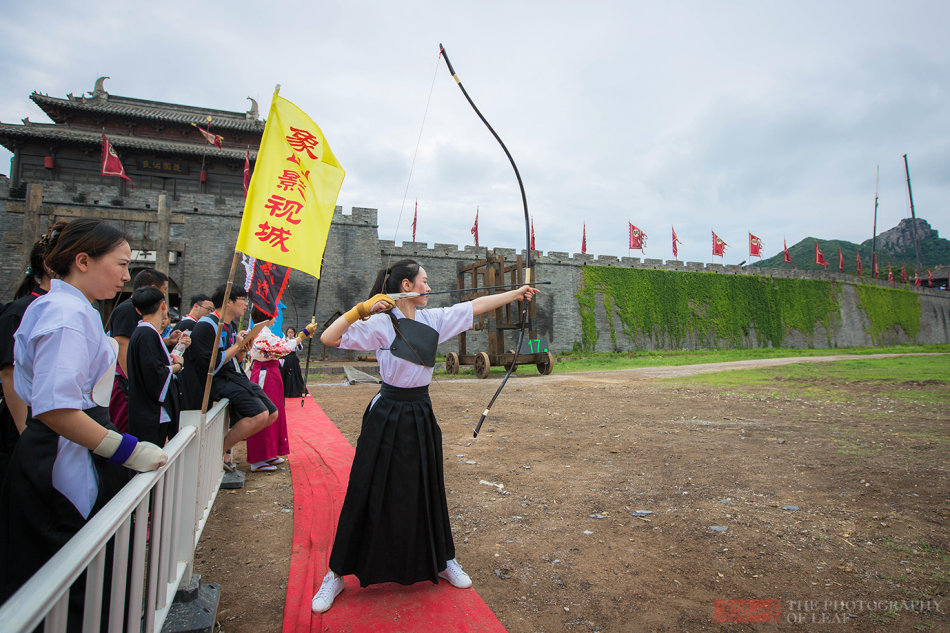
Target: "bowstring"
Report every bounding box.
[381,50,453,403]
[384,50,442,275]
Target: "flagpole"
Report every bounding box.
[871,165,879,278]
[200,251,241,417]
[902,154,923,272]
[301,251,326,407]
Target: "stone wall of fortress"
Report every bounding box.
[2,182,948,358]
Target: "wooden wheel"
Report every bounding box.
[503,361,518,372]
[537,350,554,375]
[445,352,459,374]
[474,352,491,379]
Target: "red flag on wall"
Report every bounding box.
[927,269,935,287]
[530,216,536,255]
[412,200,418,242]
[581,223,587,254]
[915,269,921,287]
[856,251,863,277]
[887,263,894,283]
[783,239,796,269]
[838,246,844,272]
[100,133,133,185]
[814,241,829,268]
[629,223,646,251]
[901,262,908,284]
[711,231,727,257]
[471,207,479,247]
[873,253,880,278]
[672,226,682,259]
[243,148,251,196]
[748,233,763,258]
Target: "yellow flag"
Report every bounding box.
[236,90,344,279]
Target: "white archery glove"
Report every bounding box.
[93,430,168,472]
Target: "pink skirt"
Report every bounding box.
[246,359,289,463]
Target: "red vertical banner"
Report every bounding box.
[672,226,682,259]
[856,251,863,277]
[581,223,587,254]
[873,253,880,278]
[783,239,796,269]
[838,247,844,272]
[530,216,536,255]
[901,262,908,284]
[470,207,479,246]
[100,133,133,185]
[243,148,251,196]
[814,241,829,268]
[412,200,418,242]
[628,223,646,251]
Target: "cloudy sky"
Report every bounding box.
[1,1,948,265]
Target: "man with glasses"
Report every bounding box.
[174,293,214,333]
[180,285,277,472]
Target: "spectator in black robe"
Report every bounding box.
[127,287,188,447]
[281,326,308,397]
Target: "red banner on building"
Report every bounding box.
[815,241,829,268]
[749,233,763,258]
[629,223,646,251]
[712,231,727,257]
[100,133,133,185]
[783,239,796,269]
[471,207,479,247]
[672,226,682,259]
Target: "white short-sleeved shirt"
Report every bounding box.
[340,302,474,388]
[14,279,118,519]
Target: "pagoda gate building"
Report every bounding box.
[0,77,265,318]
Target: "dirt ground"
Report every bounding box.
[195,358,950,632]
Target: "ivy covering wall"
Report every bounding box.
[854,284,922,345]
[576,267,848,351]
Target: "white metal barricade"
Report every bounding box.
[0,399,228,633]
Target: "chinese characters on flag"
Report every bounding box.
[235,91,345,279]
[247,259,290,317]
[748,233,763,258]
[711,231,727,257]
[628,223,646,251]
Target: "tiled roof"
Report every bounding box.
[30,92,266,133]
[0,122,256,161]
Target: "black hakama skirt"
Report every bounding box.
[328,383,455,587]
[0,406,128,631]
[281,351,308,398]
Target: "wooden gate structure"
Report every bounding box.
[444,250,554,378]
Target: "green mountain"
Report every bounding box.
[751,218,950,274]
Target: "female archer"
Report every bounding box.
[311,258,539,612]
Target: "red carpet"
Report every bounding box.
[282,398,508,633]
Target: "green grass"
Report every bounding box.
[667,354,950,389]
[423,344,950,381]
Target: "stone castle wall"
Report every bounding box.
[2,184,948,357]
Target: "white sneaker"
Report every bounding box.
[311,572,344,612]
[438,558,472,588]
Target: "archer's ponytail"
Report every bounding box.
[14,219,68,298]
[369,259,420,297]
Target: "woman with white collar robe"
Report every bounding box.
[0,219,167,630]
[310,258,539,613]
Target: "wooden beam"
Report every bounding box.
[5,200,186,224]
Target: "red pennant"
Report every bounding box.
[100,133,133,186]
